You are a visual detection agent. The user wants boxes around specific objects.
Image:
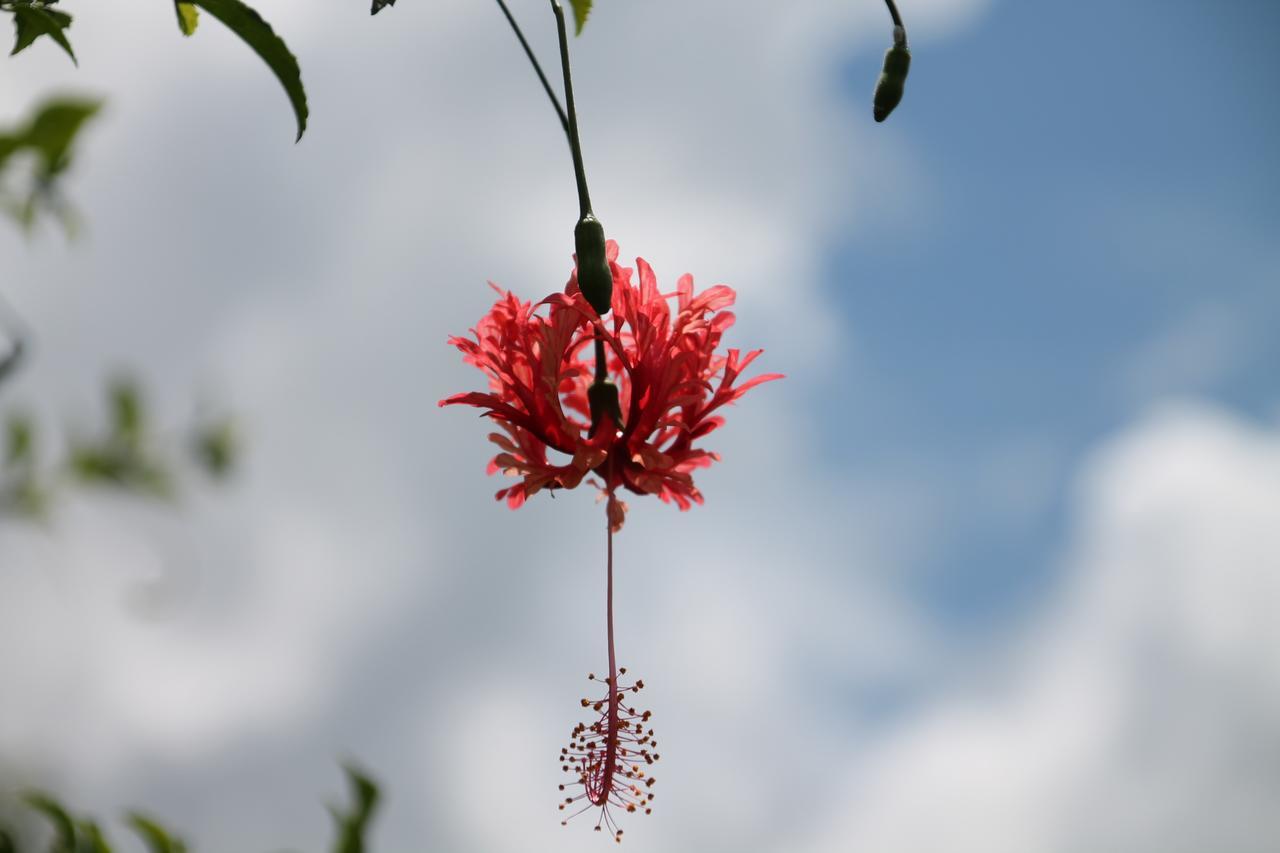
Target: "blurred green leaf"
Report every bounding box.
[68,444,173,498]
[23,792,76,853]
[5,413,32,464]
[1,415,47,517]
[8,2,76,65]
[67,380,175,497]
[173,2,198,36]
[1,374,243,518]
[108,378,143,449]
[369,0,395,15]
[190,418,236,478]
[0,95,101,234]
[329,765,379,853]
[569,0,592,34]
[76,820,112,853]
[6,761,380,853]
[184,0,308,141]
[0,97,100,178]
[126,814,186,853]
[17,794,114,853]
[3,478,47,516]
[67,446,127,483]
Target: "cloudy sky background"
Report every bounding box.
[2,0,1278,850]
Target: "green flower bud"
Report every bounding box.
[588,379,623,436]
[873,27,911,123]
[574,213,613,316]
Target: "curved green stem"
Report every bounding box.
[593,337,608,384]
[883,0,905,32]
[494,0,570,139]
[883,0,908,47]
[551,0,593,218]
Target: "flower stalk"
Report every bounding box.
[559,505,659,840]
[493,0,569,138]
[550,0,613,326]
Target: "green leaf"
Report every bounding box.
[108,378,144,449]
[77,820,114,853]
[369,0,396,15]
[126,814,187,853]
[68,444,173,498]
[68,446,128,484]
[0,826,17,853]
[185,0,308,141]
[0,96,100,234]
[9,3,76,65]
[18,97,101,176]
[174,2,199,36]
[329,765,380,853]
[191,418,236,478]
[23,792,77,853]
[17,795,112,853]
[568,0,592,35]
[5,413,33,464]
[8,479,47,516]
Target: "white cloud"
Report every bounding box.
[798,401,1280,853]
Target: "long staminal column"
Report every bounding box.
[559,501,658,841]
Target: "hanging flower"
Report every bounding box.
[441,241,780,839]
[439,241,781,531]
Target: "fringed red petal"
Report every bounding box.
[442,241,780,529]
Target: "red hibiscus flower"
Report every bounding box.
[441,240,779,839]
[440,241,781,531]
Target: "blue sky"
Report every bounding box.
[1,1,1278,851]
[823,0,1280,629]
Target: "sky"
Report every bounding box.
[2,1,1278,851]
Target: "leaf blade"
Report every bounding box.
[127,813,188,853]
[23,792,77,853]
[10,5,76,65]
[19,97,102,175]
[568,0,592,35]
[186,0,308,141]
[174,2,199,36]
[329,764,380,853]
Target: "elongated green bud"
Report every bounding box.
[575,214,613,316]
[874,26,911,122]
[588,379,623,436]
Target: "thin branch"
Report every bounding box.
[494,0,570,139]
[593,336,607,383]
[551,0,592,218]
[883,0,905,34]
[0,291,29,391]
